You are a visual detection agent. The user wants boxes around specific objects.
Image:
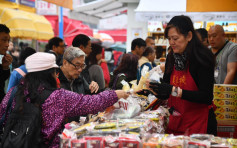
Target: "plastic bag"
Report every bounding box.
[104,96,142,119]
[149,65,164,83]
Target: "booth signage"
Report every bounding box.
[42,0,72,9]
[7,0,16,2]
[19,0,36,7]
[136,12,237,22]
[37,1,57,15]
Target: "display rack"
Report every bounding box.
[225,32,237,43]
[148,31,169,57]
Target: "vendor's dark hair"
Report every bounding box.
[0,24,10,34]
[72,34,90,48]
[114,54,139,82]
[18,47,36,66]
[88,43,102,65]
[164,15,214,74]
[14,68,57,111]
[142,46,155,57]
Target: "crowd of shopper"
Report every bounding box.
[0,14,236,147]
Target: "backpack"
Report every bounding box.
[1,88,53,148]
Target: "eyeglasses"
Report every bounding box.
[66,59,86,70]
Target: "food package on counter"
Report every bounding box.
[119,133,140,148]
[190,134,214,141]
[213,92,237,99]
[84,136,104,148]
[137,72,149,90]
[214,99,237,106]
[215,112,237,120]
[227,138,237,146]
[121,80,131,92]
[103,135,119,148]
[161,135,185,148]
[140,119,165,134]
[142,133,170,148]
[70,139,87,148]
[73,122,96,136]
[94,122,116,129]
[215,106,237,113]
[86,129,121,137]
[188,141,210,148]
[214,84,237,93]
[59,136,71,148]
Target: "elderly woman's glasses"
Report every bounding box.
[66,59,86,70]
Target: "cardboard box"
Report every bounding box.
[215,106,237,113]
[214,84,237,93]
[214,99,237,106]
[215,112,237,120]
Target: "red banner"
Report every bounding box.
[42,0,72,9]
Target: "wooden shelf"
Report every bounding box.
[149,31,164,34]
[155,44,168,46]
[225,31,237,35]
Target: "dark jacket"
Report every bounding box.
[47,50,63,66]
[57,68,90,95]
[0,65,10,102]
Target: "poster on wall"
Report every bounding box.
[131,28,142,40]
[19,0,36,7]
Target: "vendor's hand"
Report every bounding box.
[89,81,99,93]
[2,54,13,70]
[136,89,153,96]
[149,81,173,100]
[115,90,129,99]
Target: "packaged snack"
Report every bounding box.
[59,136,70,148]
[213,92,237,99]
[71,139,87,148]
[215,112,237,120]
[122,80,131,92]
[103,136,119,148]
[94,122,116,129]
[215,106,237,113]
[84,136,104,148]
[214,84,237,93]
[73,122,96,136]
[214,99,237,106]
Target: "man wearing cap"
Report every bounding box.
[0,24,13,102]
[45,37,66,66]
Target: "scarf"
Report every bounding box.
[173,51,187,71]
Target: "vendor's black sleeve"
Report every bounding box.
[181,63,214,105]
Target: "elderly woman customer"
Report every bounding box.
[0,52,129,147]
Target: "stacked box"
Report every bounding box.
[214,84,237,138]
[213,84,237,121]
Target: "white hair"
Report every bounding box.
[63,46,85,62]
